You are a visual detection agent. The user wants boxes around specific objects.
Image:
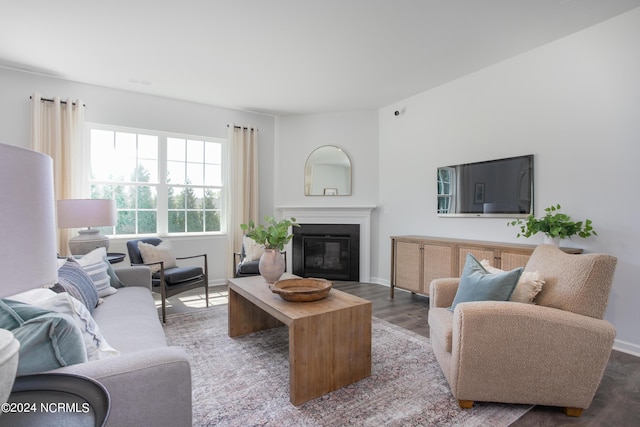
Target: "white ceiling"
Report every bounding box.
[2,0,639,115]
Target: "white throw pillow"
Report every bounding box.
[8,289,120,361]
[138,241,177,273]
[480,259,545,304]
[7,288,57,304]
[242,235,265,262]
[75,247,118,297]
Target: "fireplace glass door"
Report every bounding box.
[303,236,350,280]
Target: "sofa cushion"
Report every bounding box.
[480,259,545,304]
[450,253,522,312]
[76,247,119,297]
[428,307,454,353]
[138,241,177,273]
[92,287,167,353]
[0,299,87,376]
[55,260,100,313]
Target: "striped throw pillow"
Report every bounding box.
[76,248,118,297]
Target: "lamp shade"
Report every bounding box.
[0,143,58,297]
[57,199,117,229]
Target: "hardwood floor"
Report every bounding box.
[160,281,640,426]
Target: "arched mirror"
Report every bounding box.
[304,145,352,196]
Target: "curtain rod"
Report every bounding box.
[227,124,258,131]
[29,96,85,107]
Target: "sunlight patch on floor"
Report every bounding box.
[154,287,229,312]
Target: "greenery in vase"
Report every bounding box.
[240,216,300,251]
[508,204,597,240]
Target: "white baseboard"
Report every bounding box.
[369,277,389,287]
[613,339,640,357]
[208,279,228,287]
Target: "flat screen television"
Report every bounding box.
[437,154,533,217]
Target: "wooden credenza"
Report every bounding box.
[389,235,581,298]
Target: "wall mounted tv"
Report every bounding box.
[437,154,533,218]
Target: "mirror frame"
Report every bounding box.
[304,145,352,196]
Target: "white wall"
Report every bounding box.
[275,111,379,207]
[377,8,640,353]
[0,67,276,284]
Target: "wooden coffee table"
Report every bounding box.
[228,274,372,405]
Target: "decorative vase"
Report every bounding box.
[543,235,561,246]
[259,249,285,283]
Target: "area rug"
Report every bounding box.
[163,305,531,426]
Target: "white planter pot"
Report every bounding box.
[543,235,561,246]
[259,249,285,283]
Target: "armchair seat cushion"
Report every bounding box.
[428,307,454,353]
[154,267,204,286]
[236,260,260,276]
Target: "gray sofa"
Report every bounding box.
[52,265,192,427]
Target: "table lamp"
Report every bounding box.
[0,143,58,405]
[57,199,117,256]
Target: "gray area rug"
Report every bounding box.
[163,305,531,426]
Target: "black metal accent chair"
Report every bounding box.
[126,238,208,323]
[233,246,286,278]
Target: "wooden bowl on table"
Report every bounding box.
[269,278,333,302]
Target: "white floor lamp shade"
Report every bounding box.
[0,143,59,405]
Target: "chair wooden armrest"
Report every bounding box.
[176,253,207,261]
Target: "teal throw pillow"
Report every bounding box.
[449,253,523,312]
[104,257,124,289]
[0,299,88,376]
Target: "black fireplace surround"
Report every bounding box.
[292,223,360,281]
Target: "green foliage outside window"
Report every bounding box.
[92,164,220,235]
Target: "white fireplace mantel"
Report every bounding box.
[277,205,376,282]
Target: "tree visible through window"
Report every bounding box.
[88,124,224,236]
[166,137,222,233]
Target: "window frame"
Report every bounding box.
[437,166,456,214]
[85,122,227,238]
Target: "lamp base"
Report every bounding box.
[0,329,20,405]
[68,228,110,256]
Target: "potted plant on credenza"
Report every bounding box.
[508,204,597,246]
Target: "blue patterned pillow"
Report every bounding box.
[54,260,99,313]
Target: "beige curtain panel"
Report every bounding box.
[30,93,85,256]
[226,123,259,278]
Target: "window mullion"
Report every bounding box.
[157,135,169,235]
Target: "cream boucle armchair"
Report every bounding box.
[428,244,617,417]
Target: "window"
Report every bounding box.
[88,124,225,236]
[437,167,455,214]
